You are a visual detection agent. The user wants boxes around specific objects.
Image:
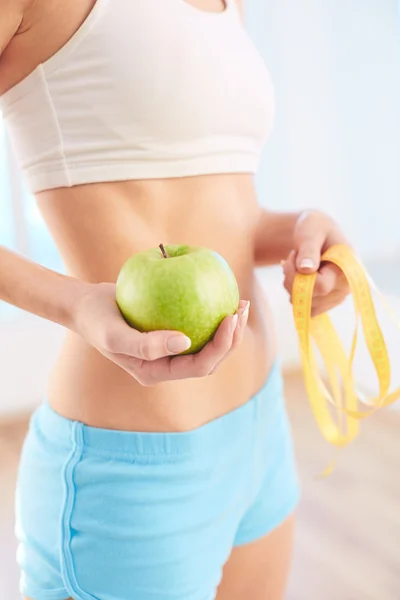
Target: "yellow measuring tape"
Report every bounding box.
[292,244,400,465]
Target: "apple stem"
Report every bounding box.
[159,243,168,259]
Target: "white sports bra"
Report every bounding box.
[0,0,275,194]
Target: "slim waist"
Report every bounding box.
[33,360,284,459]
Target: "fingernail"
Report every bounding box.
[167,335,191,354]
[230,314,238,334]
[237,302,250,331]
[241,301,250,318]
[300,258,315,269]
[280,260,286,267]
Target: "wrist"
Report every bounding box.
[254,209,336,266]
[62,278,96,331]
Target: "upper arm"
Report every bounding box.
[0,0,29,56]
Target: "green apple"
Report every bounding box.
[116,244,239,354]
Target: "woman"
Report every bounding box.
[0,1,350,599]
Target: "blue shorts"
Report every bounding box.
[15,362,299,600]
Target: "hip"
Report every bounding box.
[16,361,299,600]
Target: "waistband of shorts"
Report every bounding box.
[33,360,283,458]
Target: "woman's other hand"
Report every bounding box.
[282,210,351,317]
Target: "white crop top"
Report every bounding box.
[0,0,275,194]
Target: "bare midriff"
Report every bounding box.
[37,175,277,432]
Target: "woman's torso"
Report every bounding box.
[0,0,277,432]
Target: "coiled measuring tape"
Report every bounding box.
[292,244,400,470]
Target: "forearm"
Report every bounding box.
[254,210,301,266]
[0,245,90,329]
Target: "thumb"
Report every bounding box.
[106,323,192,360]
[293,212,326,273]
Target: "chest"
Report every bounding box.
[1,0,274,140]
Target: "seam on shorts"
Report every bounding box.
[31,417,201,462]
[31,410,249,464]
[59,421,99,600]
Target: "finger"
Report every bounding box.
[288,284,348,309]
[282,251,297,295]
[313,263,342,296]
[282,250,295,276]
[127,312,239,384]
[231,301,250,350]
[104,323,191,361]
[102,349,144,380]
[165,313,238,381]
[293,211,327,273]
[311,290,349,317]
[209,301,250,375]
[318,263,350,297]
[112,348,178,386]
[183,313,239,377]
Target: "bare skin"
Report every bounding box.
[1,0,349,598]
[216,515,296,600]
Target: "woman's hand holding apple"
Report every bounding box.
[72,282,249,386]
